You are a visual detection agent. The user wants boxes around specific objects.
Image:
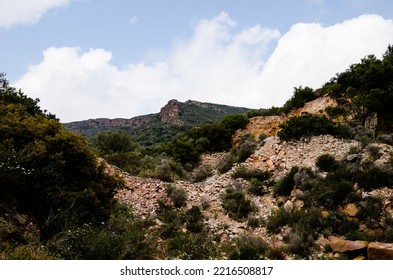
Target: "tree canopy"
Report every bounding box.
[0,73,123,238]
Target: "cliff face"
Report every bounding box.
[159,99,183,125]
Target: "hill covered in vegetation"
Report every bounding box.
[64,99,251,146]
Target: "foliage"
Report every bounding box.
[330,46,393,127]
[366,145,381,161]
[325,106,348,120]
[277,113,351,141]
[232,166,271,182]
[216,153,236,174]
[0,78,122,239]
[46,205,152,259]
[185,206,204,233]
[190,164,213,183]
[356,167,393,191]
[166,185,187,208]
[92,131,138,155]
[315,154,340,172]
[222,187,253,221]
[220,114,249,133]
[273,166,299,196]
[282,86,318,114]
[166,232,216,260]
[229,234,269,260]
[247,106,284,118]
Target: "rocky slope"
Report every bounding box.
[110,96,393,259]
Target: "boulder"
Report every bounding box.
[328,236,369,253]
[368,242,393,260]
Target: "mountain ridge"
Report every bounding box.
[63,99,251,145]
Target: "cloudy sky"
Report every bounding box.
[1,0,393,122]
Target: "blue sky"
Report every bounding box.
[1,0,393,122]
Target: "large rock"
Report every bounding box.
[368,242,393,260]
[328,236,369,253]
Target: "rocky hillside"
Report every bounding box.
[110,96,393,260]
[64,99,250,145]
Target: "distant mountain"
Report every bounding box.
[63,99,251,145]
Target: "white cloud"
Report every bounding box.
[259,14,393,107]
[15,12,280,122]
[128,16,138,25]
[0,0,71,28]
[14,13,393,122]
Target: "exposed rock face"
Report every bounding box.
[160,99,183,125]
[328,236,369,253]
[368,242,393,260]
[245,135,358,179]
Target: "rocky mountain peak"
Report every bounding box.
[159,99,183,125]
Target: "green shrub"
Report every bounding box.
[155,160,173,182]
[221,114,249,133]
[191,165,213,183]
[277,114,350,141]
[273,166,299,196]
[357,196,383,229]
[229,234,268,260]
[356,167,393,191]
[259,133,269,143]
[232,166,271,182]
[325,106,348,120]
[366,145,381,160]
[316,154,340,172]
[92,131,138,155]
[216,153,236,174]
[247,106,284,118]
[285,231,314,257]
[46,206,152,259]
[222,188,253,221]
[167,232,216,260]
[282,86,317,114]
[318,168,353,208]
[166,185,187,208]
[185,206,204,233]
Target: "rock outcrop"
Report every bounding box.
[368,242,393,260]
[159,99,183,125]
[328,236,369,253]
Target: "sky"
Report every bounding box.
[1,0,393,122]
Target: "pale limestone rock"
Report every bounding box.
[328,236,369,253]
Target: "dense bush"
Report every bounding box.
[316,154,340,172]
[220,114,249,133]
[277,114,351,141]
[282,86,318,114]
[325,106,349,120]
[356,167,393,191]
[190,165,213,183]
[166,185,187,208]
[216,153,236,174]
[247,106,284,118]
[229,234,268,260]
[273,166,299,196]
[222,187,253,221]
[92,131,138,155]
[46,205,152,259]
[167,232,216,260]
[0,79,122,238]
[232,166,271,182]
